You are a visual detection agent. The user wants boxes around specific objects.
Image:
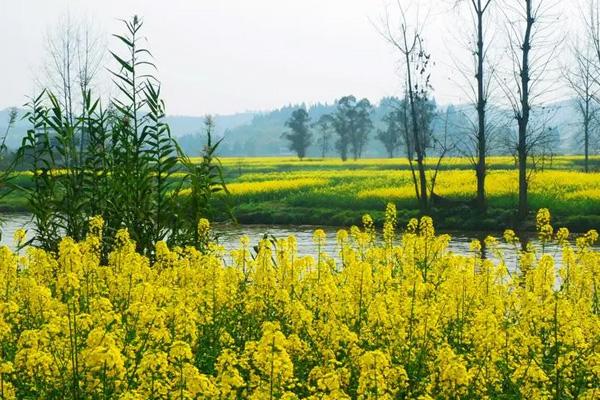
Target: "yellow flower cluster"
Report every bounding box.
[225,178,328,196]
[0,208,598,399]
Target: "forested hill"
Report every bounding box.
[0,98,586,157]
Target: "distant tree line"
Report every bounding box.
[282,95,442,162]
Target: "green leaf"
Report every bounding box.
[110,51,134,73]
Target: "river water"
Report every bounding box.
[1,213,578,269]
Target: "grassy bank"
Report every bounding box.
[3,156,600,231]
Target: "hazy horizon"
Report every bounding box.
[1,0,576,116]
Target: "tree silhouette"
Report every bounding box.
[282,108,312,160]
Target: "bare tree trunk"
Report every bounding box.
[378,2,434,212]
[401,93,421,201]
[583,80,591,174]
[584,103,590,172]
[403,39,428,211]
[475,0,488,210]
[517,0,533,221]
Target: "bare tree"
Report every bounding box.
[499,0,561,220]
[581,0,600,167]
[76,21,105,99]
[585,0,600,64]
[378,1,433,211]
[43,13,105,123]
[453,0,496,210]
[565,32,599,172]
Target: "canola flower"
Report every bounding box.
[12,229,26,247]
[224,178,328,196]
[0,208,598,399]
[213,166,600,220]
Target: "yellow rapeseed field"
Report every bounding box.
[213,157,600,219]
[210,155,600,171]
[0,208,598,399]
[9,157,600,222]
[226,178,328,196]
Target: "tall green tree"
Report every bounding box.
[331,97,352,161]
[330,96,373,161]
[351,98,373,159]
[314,114,334,158]
[377,99,404,158]
[282,108,312,160]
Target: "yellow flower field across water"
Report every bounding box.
[0,208,598,399]
[6,156,600,230]
[196,156,600,229]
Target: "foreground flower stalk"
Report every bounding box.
[0,208,598,399]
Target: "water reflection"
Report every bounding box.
[210,224,565,269]
[0,214,580,270]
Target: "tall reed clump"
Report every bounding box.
[19,16,227,256]
[173,115,232,249]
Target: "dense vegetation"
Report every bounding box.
[0,208,597,399]
[0,17,228,257]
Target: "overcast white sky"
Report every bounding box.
[0,0,575,116]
